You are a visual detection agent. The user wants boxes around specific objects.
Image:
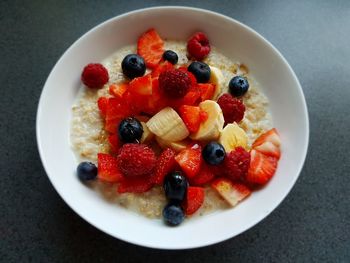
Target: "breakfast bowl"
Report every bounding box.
[36,6,309,249]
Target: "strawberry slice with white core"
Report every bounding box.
[252,128,281,148]
[254,141,281,159]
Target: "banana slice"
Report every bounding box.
[190,100,224,141]
[155,137,189,152]
[209,66,225,99]
[140,122,154,143]
[146,107,189,142]
[219,122,248,152]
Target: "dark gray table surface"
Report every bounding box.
[1,0,349,262]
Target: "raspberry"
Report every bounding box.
[159,69,191,98]
[187,32,211,60]
[224,147,250,181]
[217,93,245,124]
[81,63,109,88]
[117,144,156,177]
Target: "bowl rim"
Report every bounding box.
[36,6,309,249]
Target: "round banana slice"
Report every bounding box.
[219,122,248,152]
[209,66,225,99]
[155,137,189,152]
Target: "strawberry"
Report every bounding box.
[108,134,120,153]
[179,105,201,133]
[153,148,177,185]
[97,97,108,117]
[199,110,208,122]
[252,128,281,148]
[197,83,215,101]
[109,83,128,98]
[137,28,164,69]
[211,178,251,207]
[105,98,130,133]
[184,186,205,215]
[175,144,202,178]
[189,164,215,186]
[129,74,153,96]
[254,141,281,159]
[246,149,278,185]
[117,175,154,193]
[151,61,174,78]
[97,153,124,183]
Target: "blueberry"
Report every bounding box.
[121,54,146,79]
[163,171,188,203]
[118,117,143,143]
[187,61,211,83]
[163,50,178,64]
[163,203,185,226]
[202,142,226,165]
[229,76,249,97]
[77,162,97,181]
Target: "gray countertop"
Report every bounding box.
[1,0,349,262]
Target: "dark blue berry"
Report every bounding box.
[77,162,97,181]
[187,61,211,83]
[118,117,143,143]
[163,203,185,226]
[122,54,146,79]
[202,142,226,165]
[163,171,188,203]
[163,50,178,64]
[229,76,249,97]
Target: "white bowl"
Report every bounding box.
[36,6,309,249]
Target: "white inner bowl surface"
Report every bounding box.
[36,6,309,249]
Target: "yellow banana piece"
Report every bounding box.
[140,122,154,143]
[219,122,248,152]
[209,66,225,99]
[155,137,189,152]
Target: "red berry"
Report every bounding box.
[117,144,157,177]
[97,97,108,117]
[217,93,245,124]
[189,164,215,186]
[183,186,205,215]
[153,148,177,185]
[224,147,250,181]
[117,176,154,193]
[175,144,202,178]
[97,153,124,183]
[137,28,164,69]
[187,32,211,60]
[159,69,191,98]
[81,63,109,88]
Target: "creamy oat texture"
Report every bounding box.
[71,41,271,218]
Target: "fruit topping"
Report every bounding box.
[254,141,281,159]
[252,128,281,148]
[117,143,156,177]
[217,93,245,124]
[163,203,185,226]
[140,122,154,143]
[117,175,153,193]
[175,145,202,178]
[108,134,121,153]
[109,83,128,98]
[121,54,146,79]
[184,186,205,215]
[104,98,131,133]
[218,122,248,152]
[137,28,164,69]
[208,66,224,99]
[153,148,177,185]
[164,171,188,203]
[97,97,108,117]
[81,63,109,89]
[187,61,211,83]
[189,164,215,186]
[77,162,97,181]
[118,117,143,143]
[187,32,211,60]
[97,153,124,183]
[179,105,202,133]
[224,146,250,181]
[229,76,249,97]
[202,141,226,165]
[162,50,178,64]
[159,69,191,98]
[197,83,215,101]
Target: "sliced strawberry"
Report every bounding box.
[179,105,201,133]
[153,148,177,185]
[211,178,251,207]
[97,153,124,183]
[151,61,174,78]
[246,149,278,185]
[252,128,281,148]
[109,83,128,98]
[129,74,153,96]
[197,83,215,101]
[189,164,215,186]
[108,134,121,153]
[175,145,202,178]
[199,110,208,122]
[254,141,281,159]
[105,98,130,133]
[184,186,205,215]
[137,28,164,69]
[97,97,108,117]
[117,175,153,193]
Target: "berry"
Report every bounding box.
[224,147,250,181]
[81,63,109,88]
[109,83,128,98]
[97,97,108,117]
[252,128,281,148]
[117,143,156,177]
[163,50,178,64]
[229,76,249,97]
[108,134,121,153]
[104,98,131,133]
[153,148,177,185]
[189,164,215,186]
[129,74,152,96]
[137,28,164,69]
[187,32,211,60]
[202,142,226,165]
[97,153,124,183]
[163,171,188,203]
[151,61,174,78]
[179,105,201,133]
[197,83,215,101]
[121,54,146,79]
[118,117,143,143]
[117,175,153,193]
[175,145,202,178]
[217,93,245,124]
[183,186,205,215]
[163,203,185,226]
[159,69,191,98]
[187,61,211,83]
[77,162,97,181]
